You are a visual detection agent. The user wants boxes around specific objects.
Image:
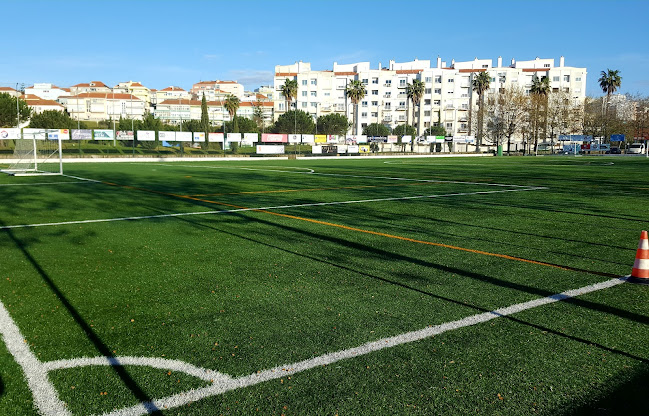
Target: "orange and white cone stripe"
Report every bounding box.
[629,230,649,284]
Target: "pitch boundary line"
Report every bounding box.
[0,187,544,230]
[1,278,626,416]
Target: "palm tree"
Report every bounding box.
[280,78,298,113]
[406,79,425,151]
[598,69,622,113]
[345,79,366,135]
[472,71,491,147]
[529,75,550,153]
[224,94,240,132]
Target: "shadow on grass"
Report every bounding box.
[170,212,649,367]
[1,222,163,415]
[0,375,3,397]
[565,364,649,415]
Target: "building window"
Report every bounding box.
[544,64,551,68]
[371,101,378,106]
[435,76,442,83]
[446,122,453,129]
[425,77,432,82]
[311,102,318,107]
[372,90,378,95]
[302,91,307,97]
[362,79,368,85]
[434,88,441,94]
[399,79,406,87]
[362,101,368,107]
[447,78,454,83]
[278,103,285,111]
[424,99,431,105]
[424,111,431,116]
[302,102,307,108]
[310,91,317,97]
[425,88,431,94]
[372,78,378,84]
[371,112,378,117]
[434,100,440,105]
[310,79,317,85]
[385,80,392,86]
[482,64,489,68]
[576,77,582,82]
[563,75,570,82]
[302,80,307,86]
[553,76,560,82]
[361,112,367,118]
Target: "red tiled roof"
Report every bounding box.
[275,73,298,77]
[69,93,141,100]
[239,101,273,107]
[522,68,550,72]
[27,99,64,107]
[458,69,488,73]
[161,86,186,92]
[0,87,17,91]
[333,72,357,76]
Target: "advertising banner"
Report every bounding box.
[93,130,114,140]
[401,135,412,143]
[261,133,287,143]
[256,145,285,154]
[356,135,368,143]
[0,128,21,140]
[23,129,47,140]
[137,130,156,141]
[208,132,224,142]
[301,134,315,143]
[288,134,301,143]
[387,135,398,143]
[158,131,176,141]
[243,133,259,142]
[322,145,338,154]
[72,129,92,140]
[193,132,206,142]
[610,134,625,142]
[176,132,192,142]
[47,129,70,141]
[359,144,371,153]
[326,135,338,143]
[116,131,134,141]
[227,133,242,142]
[347,145,359,153]
[312,145,322,154]
[314,135,327,143]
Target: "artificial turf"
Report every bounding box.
[1,155,648,415]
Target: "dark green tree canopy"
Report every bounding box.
[29,110,79,129]
[316,113,349,136]
[393,123,416,139]
[272,110,315,134]
[423,125,447,137]
[0,93,31,127]
[223,116,258,134]
[363,123,391,137]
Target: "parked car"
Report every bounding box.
[627,143,646,154]
[606,147,622,154]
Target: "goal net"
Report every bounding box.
[1,130,63,176]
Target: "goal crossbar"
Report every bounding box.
[1,134,63,176]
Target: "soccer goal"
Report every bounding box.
[1,130,63,176]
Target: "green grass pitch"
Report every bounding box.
[1,156,648,415]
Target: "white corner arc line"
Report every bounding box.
[97,277,625,416]
[0,302,71,416]
[0,187,545,230]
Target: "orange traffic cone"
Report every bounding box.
[628,230,649,284]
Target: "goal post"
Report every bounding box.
[1,129,64,176]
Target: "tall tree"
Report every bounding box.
[472,71,491,147]
[485,87,527,153]
[0,93,31,128]
[363,123,391,137]
[406,79,425,151]
[200,94,210,136]
[224,95,240,133]
[316,113,350,136]
[280,78,298,113]
[345,80,366,135]
[28,110,77,129]
[252,100,265,132]
[530,75,550,152]
[598,69,622,115]
[272,110,315,134]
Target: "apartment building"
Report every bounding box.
[22,94,65,114]
[274,57,587,137]
[190,80,244,100]
[114,81,151,105]
[60,93,145,121]
[154,98,273,126]
[69,81,111,95]
[0,86,21,98]
[24,83,70,101]
[150,86,190,107]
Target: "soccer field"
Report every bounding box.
[1,156,648,415]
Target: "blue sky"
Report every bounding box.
[1,0,647,96]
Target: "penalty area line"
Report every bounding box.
[102,277,627,416]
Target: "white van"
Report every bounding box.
[628,143,646,154]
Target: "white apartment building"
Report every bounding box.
[274,57,587,138]
[69,81,111,95]
[150,86,190,107]
[60,93,146,121]
[23,94,65,114]
[190,80,244,100]
[114,81,151,105]
[154,99,273,126]
[0,86,21,98]
[24,83,70,101]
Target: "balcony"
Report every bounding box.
[383,83,391,87]
[396,106,406,111]
[383,93,391,98]
[383,106,392,111]
[383,115,392,122]
[445,105,456,110]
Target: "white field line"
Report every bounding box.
[0,186,545,230]
[93,277,625,416]
[0,181,95,187]
[155,163,533,188]
[0,302,71,416]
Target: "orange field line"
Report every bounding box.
[185,182,430,197]
[101,180,617,278]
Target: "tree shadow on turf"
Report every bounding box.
[168,211,649,369]
[0,221,164,415]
